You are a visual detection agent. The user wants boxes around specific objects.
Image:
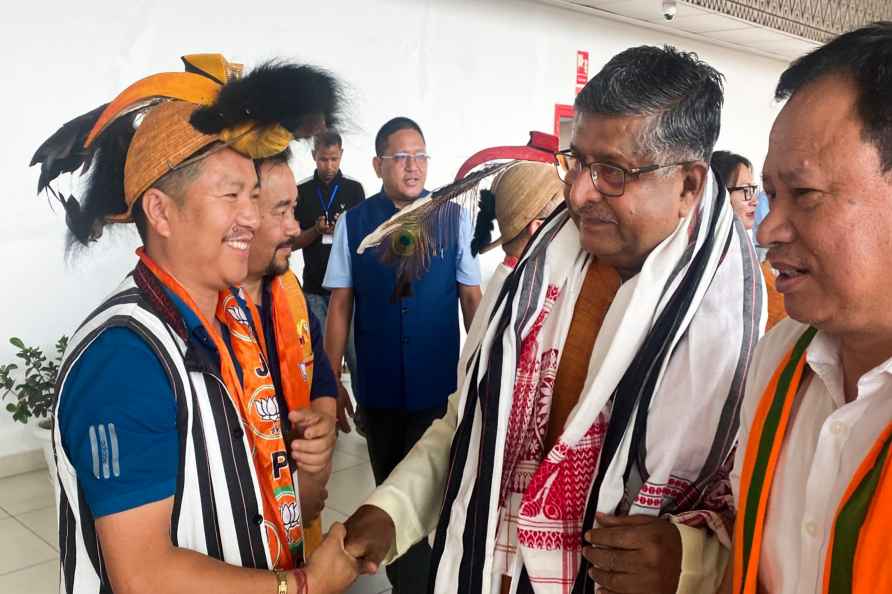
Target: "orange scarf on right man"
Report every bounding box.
[733,327,892,594]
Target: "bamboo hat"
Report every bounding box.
[478,161,564,254]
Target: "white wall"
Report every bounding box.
[0,0,789,459]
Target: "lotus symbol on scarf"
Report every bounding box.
[280,502,301,530]
[253,396,280,421]
[226,305,250,327]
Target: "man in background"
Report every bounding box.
[242,149,340,554]
[324,117,481,593]
[294,131,364,431]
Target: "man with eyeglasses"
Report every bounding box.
[322,116,482,593]
[341,46,765,594]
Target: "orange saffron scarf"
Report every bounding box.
[255,270,322,555]
[733,327,892,594]
[138,250,311,568]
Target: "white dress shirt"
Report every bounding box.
[733,318,892,594]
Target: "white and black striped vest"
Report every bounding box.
[53,277,273,593]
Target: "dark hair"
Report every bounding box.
[575,45,724,162]
[131,198,149,244]
[255,146,293,169]
[253,147,293,194]
[314,130,342,151]
[374,117,424,156]
[776,21,892,172]
[710,150,753,187]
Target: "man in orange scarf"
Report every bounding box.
[36,55,364,594]
[241,148,339,553]
[728,22,892,594]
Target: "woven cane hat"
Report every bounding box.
[119,101,219,216]
[31,53,343,244]
[478,161,564,254]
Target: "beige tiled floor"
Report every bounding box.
[0,470,59,593]
[323,430,394,594]
[0,430,391,594]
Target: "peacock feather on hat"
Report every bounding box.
[357,131,559,300]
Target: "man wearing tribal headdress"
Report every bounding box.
[32,54,366,594]
[344,45,766,594]
[728,22,892,594]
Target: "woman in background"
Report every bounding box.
[711,150,785,330]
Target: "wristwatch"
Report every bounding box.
[274,570,289,594]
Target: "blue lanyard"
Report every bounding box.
[316,183,340,215]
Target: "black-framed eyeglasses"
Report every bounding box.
[728,184,759,202]
[554,149,693,198]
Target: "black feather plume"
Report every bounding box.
[60,113,138,249]
[471,189,497,256]
[190,61,342,135]
[30,103,108,194]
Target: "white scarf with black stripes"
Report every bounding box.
[428,173,765,594]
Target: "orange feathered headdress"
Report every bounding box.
[31,53,342,245]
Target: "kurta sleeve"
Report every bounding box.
[671,521,730,594]
[362,389,460,563]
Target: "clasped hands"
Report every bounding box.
[307,505,396,594]
[332,507,682,594]
[288,411,683,594]
[303,522,378,594]
[287,408,374,594]
[288,408,337,523]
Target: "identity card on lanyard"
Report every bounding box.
[318,184,339,245]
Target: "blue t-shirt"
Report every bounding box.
[59,284,335,518]
[57,327,179,518]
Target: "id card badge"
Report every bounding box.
[322,233,334,245]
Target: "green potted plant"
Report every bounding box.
[0,335,67,487]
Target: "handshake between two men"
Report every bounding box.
[281,408,379,594]
[305,396,687,594]
[314,500,684,594]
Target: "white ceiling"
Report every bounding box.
[544,0,822,62]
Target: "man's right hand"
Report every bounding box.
[304,523,366,594]
[336,382,355,433]
[344,505,396,574]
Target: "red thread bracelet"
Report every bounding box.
[292,567,308,594]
